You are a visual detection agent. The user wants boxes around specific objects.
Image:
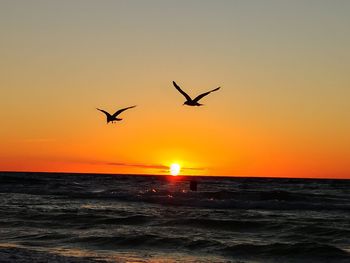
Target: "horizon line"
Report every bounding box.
[0,170,349,180]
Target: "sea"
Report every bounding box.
[0,172,349,263]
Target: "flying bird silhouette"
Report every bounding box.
[172,81,220,106]
[96,105,136,124]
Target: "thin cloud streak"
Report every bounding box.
[106,162,167,170]
[105,162,204,171]
[58,159,205,172]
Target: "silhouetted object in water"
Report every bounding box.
[96,106,136,124]
[172,81,221,106]
[190,180,197,191]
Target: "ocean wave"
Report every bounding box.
[0,246,103,263]
[134,194,350,211]
[220,242,350,261]
[160,218,271,231]
[290,225,350,243]
[68,234,221,252]
[1,189,349,212]
[1,212,152,229]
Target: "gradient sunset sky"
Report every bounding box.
[0,1,349,178]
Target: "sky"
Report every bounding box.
[0,0,349,178]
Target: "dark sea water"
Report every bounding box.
[0,172,349,262]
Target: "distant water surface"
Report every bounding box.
[0,172,349,262]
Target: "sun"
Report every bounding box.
[170,163,181,176]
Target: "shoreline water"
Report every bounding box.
[0,171,349,262]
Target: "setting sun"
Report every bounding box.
[170,163,181,176]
